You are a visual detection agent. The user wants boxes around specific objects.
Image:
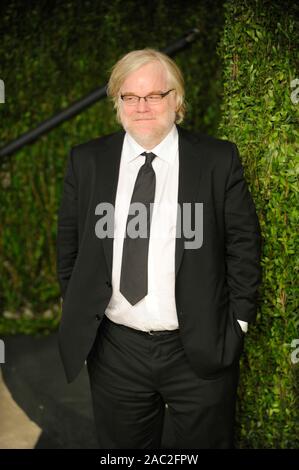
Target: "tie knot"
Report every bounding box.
[141,152,156,166]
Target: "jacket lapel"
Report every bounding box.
[99,130,125,278]
[175,126,202,276]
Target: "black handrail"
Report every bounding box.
[0,29,199,159]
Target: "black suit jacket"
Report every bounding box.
[57,125,262,383]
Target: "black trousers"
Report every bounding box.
[86,315,240,449]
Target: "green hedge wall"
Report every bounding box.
[0,0,298,448]
[217,0,298,448]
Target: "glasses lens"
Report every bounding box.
[147,95,162,103]
[123,95,138,104]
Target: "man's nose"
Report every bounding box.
[136,97,149,111]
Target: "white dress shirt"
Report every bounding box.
[104,125,248,333]
[105,125,179,331]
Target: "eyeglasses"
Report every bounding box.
[120,89,175,105]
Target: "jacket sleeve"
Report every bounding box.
[224,143,262,323]
[56,148,78,301]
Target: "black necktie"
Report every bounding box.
[119,152,157,305]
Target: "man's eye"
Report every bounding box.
[147,95,160,101]
[125,96,135,101]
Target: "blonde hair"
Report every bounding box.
[107,48,186,124]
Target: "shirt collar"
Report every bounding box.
[124,124,178,164]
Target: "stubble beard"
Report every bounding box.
[124,122,174,150]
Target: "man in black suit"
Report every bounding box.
[56,48,262,449]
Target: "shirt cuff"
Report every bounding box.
[237,319,248,333]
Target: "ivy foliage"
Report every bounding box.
[217,0,298,449]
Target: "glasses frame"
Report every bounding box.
[120,89,175,105]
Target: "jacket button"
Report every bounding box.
[95,314,101,321]
[106,281,112,288]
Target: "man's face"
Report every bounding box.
[118,61,177,149]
